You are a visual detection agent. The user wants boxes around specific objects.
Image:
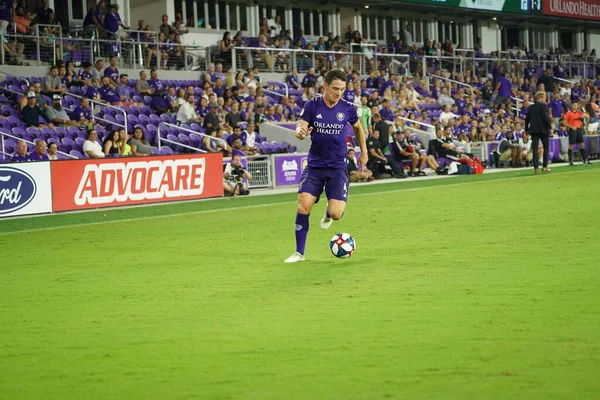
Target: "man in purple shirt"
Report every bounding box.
[148,69,165,93]
[284,70,367,263]
[287,69,301,89]
[28,140,50,161]
[378,74,394,96]
[379,100,394,122]
[98,76,120,104]
[553,60,567,80]
[11,140,30,163]
[494,73,516,108]
[104,56,119,86]
[71,97,95,126]
[301,68,317,88]
[343,82,355,103]
[549,92,563,126]
[84,79,101,102]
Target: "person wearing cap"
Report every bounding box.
[203,104,221,134]
[47,95,79,127]
[21,92,53,128]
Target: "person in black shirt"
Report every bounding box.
[204,104,221,134]
[253,104,268,130]
[371,113,393,153]
[347,148,373,182]
[366,91,379,109]
[225,102,242,131]
[367,129,406,179]
[21,92,52,128]
[540,67,555,98]
[431,129,471,161]
[390,130,438,176]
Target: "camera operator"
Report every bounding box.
[223,154,252,196]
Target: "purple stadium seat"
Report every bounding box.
[150,114,161,124]
[75,137,86,147]
[11,127,26,138]
[53,126,67,139]
[159,146,174,155]
[7,116,23,128]
[3,139,17,153]
[70,150,85,159]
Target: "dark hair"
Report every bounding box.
[104,130,119,145]
[324,69,347,85]
[50,65,58,71]
[86,129,97,139]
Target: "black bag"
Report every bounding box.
[454,164,474,175]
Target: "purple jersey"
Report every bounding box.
[28,153,49,161]
[549,99,563,118]
[104,67,119,82]
[343,90,355,103]
[300,97,357,169]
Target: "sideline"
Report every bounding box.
[0,167,596,236]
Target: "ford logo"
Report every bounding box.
[0,167,37,215]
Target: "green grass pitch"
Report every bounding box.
[1,166,600,399]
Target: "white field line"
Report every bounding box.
[0,168,595,236]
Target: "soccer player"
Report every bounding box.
[284,70,368,263]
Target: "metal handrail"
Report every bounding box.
[430,74,473,91]
[265,80,288,97]
[554,77,578,85]
[157,122,226,153]
[0,131,78,160]
[0,70,30,87]
[60,92,128,134]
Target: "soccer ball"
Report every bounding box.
[329,233,356,258]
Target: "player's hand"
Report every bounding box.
[358,152,368,171]
[295,126,312,140]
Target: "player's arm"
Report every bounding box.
[353,120,369,170]
[296,119,312,139]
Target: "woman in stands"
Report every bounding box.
[241,102,254,123]
[117,128,131,156]
[585,103,598,134]
[83,129,105,159]
[103,130,120,156]
[128,127,152,156]
[47,142,59,160]
[220,31,232,68]
[235,71,248,95]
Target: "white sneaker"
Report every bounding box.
[284,252,305,263]
[320,208,333,230]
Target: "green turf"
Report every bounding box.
[1,167,600,399]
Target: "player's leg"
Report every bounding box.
[531,134,540,171]
[321,168,349,229]
[568,129,577,165]
[285,168,324,263]
[417,154,427,175]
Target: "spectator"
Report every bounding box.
[165,31,183,69]
[91,59,104,81]
[174,20,188,35]
[149,69,166,94]
[437,87,455,106]
[47,142,58,160]
[135,70,154,96]
[117,128,131,156]
[439,105,459,125]
[115,74,134,105]
[84,78,102,102]
[347,148,373,182]
[223,154,251,196]
[204,104,221,133]
[159,14,175,37]
[28,139,49,161]
[34,0,53,24]
[253,104,268,128]
[104,56,119,87]
[164,87,178,112]
[21,92,52,128]
[225,102,242,130]
[390,130,427,176]
[83,1,106,37]
[288,68,302,90]
[301,68,317,88]
[371,113,393,152]
[44,65,65,95]
[78,61,93,82]
[267,15,282,38]
[540,67,555,99]
[83,129,105,158]
[103,129,120,156]
[128,127,152,156]
[47,95,79,127]
[497,130,520,166]
[549,91,563,127]
[0,0,13,63]
[174,88,186,107]
[366,128,404,179]
[98,76,121,104]
[71,97,95,127]
[103,3,128,38]
[518,131,537,167]
[150,88,169,113]
[11,140,30,162]
[177,94,202,124]
[431,129,471,161]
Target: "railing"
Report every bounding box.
[61,92,128,134]
[265,80,289,98]
[156,122,226,153]
[0,131,77,160]
[2,27,209,72]
[0,70,29,87]
[429,74,473,92]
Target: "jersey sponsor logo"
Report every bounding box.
[313,121,345,135]
[73,159,207,206]
[0,166,37,215]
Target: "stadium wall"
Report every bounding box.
[259,123,311,153]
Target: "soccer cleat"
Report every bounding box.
[320,213,333,230]
[284,252,305,263]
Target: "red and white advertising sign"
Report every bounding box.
[51,153,223,212]
[543,0,600,20]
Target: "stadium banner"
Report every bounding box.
[273,153,308,186]
[458,0,530,13]
[51,153,224,212]
[542,0,600,20]
[0,162,52,217]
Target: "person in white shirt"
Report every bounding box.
[82,129,105,158]
[177,94,202,124]
[518,131,542,166]
[267,15,282,38]
[244,122,258,149]
[403,24,413,47]
[439,105,459,125]
[559,83,571,98]
[437,87,455,106]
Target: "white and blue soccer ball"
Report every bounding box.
[329,233,356,258]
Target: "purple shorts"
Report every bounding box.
[298,167,349,203]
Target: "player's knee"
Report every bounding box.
[297,202,312,215]
[329,210,344,220]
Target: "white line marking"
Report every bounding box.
[0,168,595,236]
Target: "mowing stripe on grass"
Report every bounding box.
[1,167,596,236]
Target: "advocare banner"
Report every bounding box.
[51,153,224,212]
